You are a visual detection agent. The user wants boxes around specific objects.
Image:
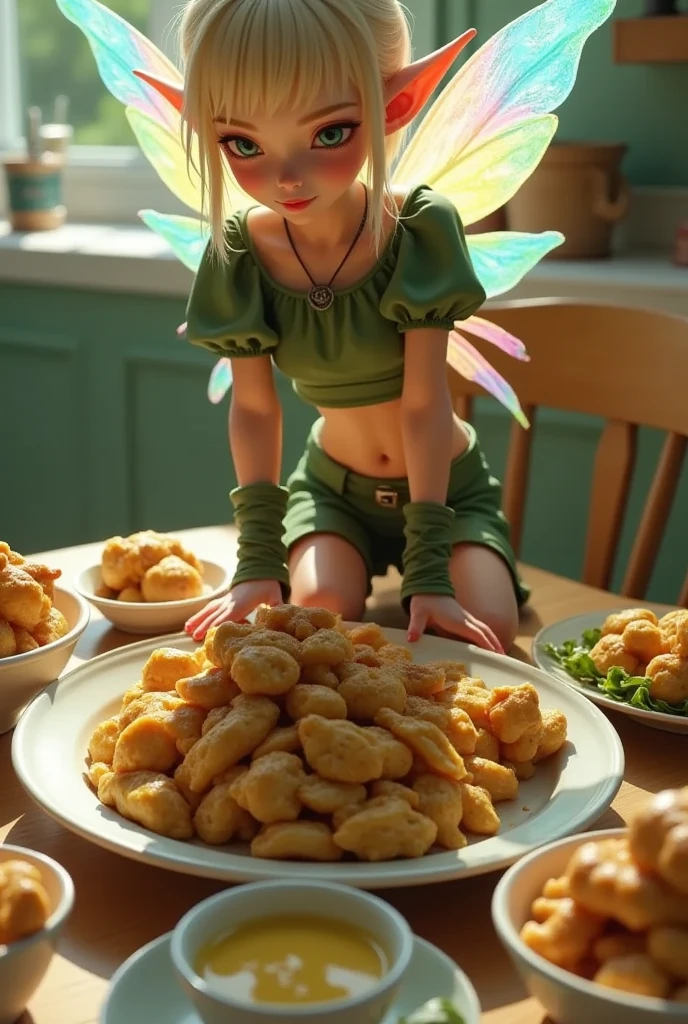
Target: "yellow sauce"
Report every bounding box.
[195,914,387,1005]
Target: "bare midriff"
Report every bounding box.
[316,400,470,477]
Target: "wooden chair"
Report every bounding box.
[449,298,688,606]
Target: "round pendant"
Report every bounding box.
[308,285,335,311]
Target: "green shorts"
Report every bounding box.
[283,421,529,605]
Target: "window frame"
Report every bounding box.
[1,0,440,225]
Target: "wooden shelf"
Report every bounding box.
[614,16,688,63]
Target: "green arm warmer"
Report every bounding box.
[229,483,291,594]
[400,501,456,611]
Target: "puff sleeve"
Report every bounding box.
[185,216,279,357]
[379,187,486,332]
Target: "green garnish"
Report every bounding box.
[399,997,466,1024]
[543,629,688,717]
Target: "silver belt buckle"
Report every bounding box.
[375,487,398,509]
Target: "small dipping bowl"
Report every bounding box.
[0,844,75,1024]
[170,880,414,1024]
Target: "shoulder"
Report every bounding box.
[399,184,461,225]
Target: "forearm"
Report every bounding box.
[401,388,453,504]
[229,399,282,485]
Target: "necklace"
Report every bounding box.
[283,186,368,311]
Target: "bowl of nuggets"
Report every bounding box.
[0,541,90,734]
[0,843,75,1024]
[74,529,230,635]
[74,601,589,883]
[493,787,688,1024]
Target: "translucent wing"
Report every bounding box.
[126,108,204,214]
[137,211,209,272]
[394,0,616,224]
[55,0,182,132]
[467,230,563,298]
[460,316,529,362]
[447,330,530,429]
[207,360,234,404]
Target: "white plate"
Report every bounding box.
[533,610,688,735]
[11,629,624,889]
[101,932,482,1024]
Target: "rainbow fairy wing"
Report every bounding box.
[448,327,530,429]
[467,230,563,298]
[137,211,209,271]
[394,0,616,225]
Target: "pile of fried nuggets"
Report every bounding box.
[87,604,568,863]
[0,542,69,659]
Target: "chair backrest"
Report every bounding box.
[448,298,688,605]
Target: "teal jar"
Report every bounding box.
[3,160,66,231]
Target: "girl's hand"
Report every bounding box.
[184,579,283,641]
[407,594,504,654]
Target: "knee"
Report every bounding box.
[291,584,365,622]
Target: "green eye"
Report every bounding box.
[224,137,262,158]
[316,126,346,148]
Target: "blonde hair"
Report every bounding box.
[179,0,412,257]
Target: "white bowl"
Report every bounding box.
[170,880,414,1024]
[0,585,90,734]
[74,560,231,635]
[0,843,75,1024]
[492,828,688,1024]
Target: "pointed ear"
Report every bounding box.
[133,69,184,113]
[384,29,476,136]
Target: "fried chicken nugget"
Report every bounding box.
[0,619,16,658]
[589,634,641,676]
[629,787,688,895]
[175,666,241,709]
[394,660,446,699]
[377,643,412,665]
[101,536,141,590]
[435,679,493,728]
[213,624,302,670]
[647,926,688,981]
[369,780,420,808]
[298,775,367,815]
[298,715,384,784]
[351,644,382,667]
[141,554,203,602]
[365,726,414,780]
[204,622,253,667]
[184,694,280,793]
[425,660,469,684]
[230,644,301,697]
[622,620,666,662]
[333,797,437,861]
[646,654,688,705]
[98,770,193,839]
[0,543,23,565]
[193,767,258,845]
[519,897,605,969]
[593,931,647,962]
[12,626,39,654]
[404,695,477,756]
[285,683,348,721]
[229,752,305,824]
[112,715,180,774]
[0,558,51,631]
[473,727,499,762]
[252,724,301,760]
[19,561,61,600]
[659,610,688,657]
[488,684,542,745]
[201,706,230,736]
[141,648,202,692]
[299,663,340,688]
[602,608,658,636]
[88,716,120,765]
[374,707,467,782]
[459,783,500,836]
[464,757,518,802]
[298,629,354,667]
[119,691,185,731]
[118,587,143,603]
[345,623,388,650]
[337,665,406,720]
[30,607,69,647]
[0,870,51,946]
[412,773,466,850]
[566,837,688,930]
[255,604,339,640]
[251,821,342,861]
[594,954,672,999]
[533,709,568,762]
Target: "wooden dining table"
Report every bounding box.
[2,525,686,1024]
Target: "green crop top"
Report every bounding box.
[185,184,486,409]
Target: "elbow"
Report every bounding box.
[401,382,452,424]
